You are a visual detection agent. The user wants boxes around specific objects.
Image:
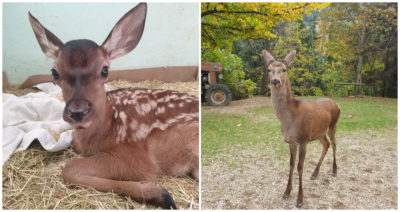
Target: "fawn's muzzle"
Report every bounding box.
[271,79,281,86]
[65,99,91,123]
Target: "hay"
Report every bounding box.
[2,80,199,209]
[3,85,39,96]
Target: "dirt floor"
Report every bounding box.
[2,80,199,210]
[201,97,398,210]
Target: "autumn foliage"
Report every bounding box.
[202,3,397,98]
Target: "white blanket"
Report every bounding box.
[2,83,73,164]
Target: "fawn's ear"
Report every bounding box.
[29,12,63,59]
[282,50,296,67]
[101,3,147,60]
[262,50,275,66]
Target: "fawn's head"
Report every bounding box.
[29,3,147,128]
[262,50,296,89]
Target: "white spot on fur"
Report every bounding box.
[156,106,166,115]
[129,119,138,130]
[157,97,165,103]
[119,111,127,124]
[153,90,167,95]
[136,123,150,140]
[150,100,157,109]
[141,103,152,114]
[167,103,175,108]
[131,90,145,98]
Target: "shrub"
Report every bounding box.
[202,49,256,99]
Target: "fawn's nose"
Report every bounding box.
[66,99,91,122]
[271,79,280,85]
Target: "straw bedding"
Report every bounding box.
[2,80,199,210]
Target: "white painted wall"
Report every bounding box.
[3,2,199,84]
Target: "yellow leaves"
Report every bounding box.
[216,4,223,11]
[202,2,330,50]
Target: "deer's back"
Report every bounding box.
[106,88,198,143]
[287,98,340,142]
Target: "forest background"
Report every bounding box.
[201,2,398,99]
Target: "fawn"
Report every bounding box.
[29,3,198,209]
[263,50,340,208]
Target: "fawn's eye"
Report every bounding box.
[101,66,109,78]
[283,69,286,72]
[51,69,59,80]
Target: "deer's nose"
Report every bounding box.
[66,100,90,122]
[271,79,280,85]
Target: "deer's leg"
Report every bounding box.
[328,129,337,176]
[283,143,297,199]
[311,136,330,180]
[62,153,177,209]
[296,144,307,208]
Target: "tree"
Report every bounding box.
[318,3,397,96]
[201,3,329,51]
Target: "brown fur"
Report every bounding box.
[263,50,341,208]
[29,3,197,209]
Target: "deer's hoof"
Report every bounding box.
[283,193,290,199]
[161,188,177,209]
[296,201,303,208]
[311,175,317,180]
[296,196,303,208]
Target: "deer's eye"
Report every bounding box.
[283,69,287,72]
[267,69,271,72]
[101,66,109,78]
[51,69,59,80]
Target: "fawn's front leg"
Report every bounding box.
[62,151,176,209]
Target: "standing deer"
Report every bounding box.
[262,50,340,208]
[29,3,199,209]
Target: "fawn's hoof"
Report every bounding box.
[161,188,177,209]
[310,175,318,180]
[332,172,337,177]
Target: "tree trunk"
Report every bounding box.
[355,5,366,96]
[259,39,269,95]
[381,48,390,97]
[355,54,363,95]
[259,68,269,95]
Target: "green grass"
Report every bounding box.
[301,96,397,131]
[201,96,397,162]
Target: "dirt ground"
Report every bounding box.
[201,97,398,209]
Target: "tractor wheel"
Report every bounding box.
[205,84,232,106]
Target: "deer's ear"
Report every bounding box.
[29,12,63,59]
[262,50,275,66]
[101,3,147,60]
[283,50,296,67]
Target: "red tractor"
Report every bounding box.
[201,62,232,106]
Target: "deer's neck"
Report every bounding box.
[72,93,113,153]
[270,78,295,124]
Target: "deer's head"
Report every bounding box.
[29,3,147,129]
[262,50,296,89]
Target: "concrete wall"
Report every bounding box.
[3,2,199,84]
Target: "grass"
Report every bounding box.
[201,96,397,163]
